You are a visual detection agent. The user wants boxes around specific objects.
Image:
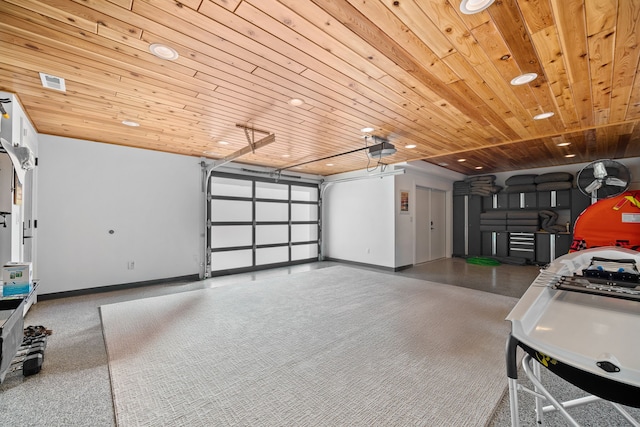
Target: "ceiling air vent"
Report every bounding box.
[39,72,66,92]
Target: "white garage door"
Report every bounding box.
[207,173,319,276]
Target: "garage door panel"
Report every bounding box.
[256,247,288,265]
[211,225,252,248]
[256,224,288,245]
[211,199,252,222]
[292,244,318,260]
[211,249,252,271]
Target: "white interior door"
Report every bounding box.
[415,186,431,264]
[416,187,447,264]
[430,189,447,260]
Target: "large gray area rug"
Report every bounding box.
[100,266,518,426]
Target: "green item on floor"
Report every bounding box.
[467,256,501,266]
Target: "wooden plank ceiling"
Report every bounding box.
[1,0,640,176]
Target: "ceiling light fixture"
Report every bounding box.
[361,127,375,133]
[565,154,576,158]
[218,141,229,145]
[149,43,179,61]
[326,163,334,166]
[282,154,290,158]
[288,98,304,106]
[510,73,538,85]
[457,158,466,162]
[557,142,571,147]
[534,112,555,120]
[121,120,140,127]
[460,0,495,14]
[405,144,417,149]
[475,166,483,170]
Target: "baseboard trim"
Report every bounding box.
[37,274,200,301]
[323,257,411,272]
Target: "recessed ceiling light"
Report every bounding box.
[361,127,375,133]
[282,154,290,158]
[510,73,538,85]
[326,163,334,166]
[460,0,495,14]
[218,141,229,145]
[475,166,483,170]
[565,154,576,158]
[121,120,140,127]
[405,144,417,149]
[534,112,555,120]
[149,43,179,61]
[288,98,304,106]
[457,158,466,162]
[557,142,571,147]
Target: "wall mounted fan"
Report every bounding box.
[577,159,631,199]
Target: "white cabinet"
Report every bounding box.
[0,92,38,270]
[0,154,12,214]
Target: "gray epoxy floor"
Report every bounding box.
[393,257,541,298]
[200,257,541,299]
[0,257,542,427]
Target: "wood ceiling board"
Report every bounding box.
[470,20,540,111]
[587,27,615,114]
[625,77,640,120]
[412,0,485,67]
[0,12,201,85]
[608,1,640,123]
[105,0,133,10]
[381,0,456,59]
[9,0,99,34]
[1,0,639,176]
[550,0,594,127]
[239,0,387,81]
[309,0,489,126]
[126,0,305,75]
[267,0,451,111]
[0,45,121,89]
[516,0,555,34]
[441,52,514,119]
[489,0,546,78]
[337,0,461,85]
[206,1,240,13]
[190,0,309,74]
[529,25,581,129]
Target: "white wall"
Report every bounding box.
[394,162,464,267]
[322,170,396,268]
[37,135,203,294]
[322,162,463,269]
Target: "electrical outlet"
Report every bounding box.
[127,261,135,270]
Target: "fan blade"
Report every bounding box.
[605,177,627,187]
[585,179,603,193]
[592,162,607,179]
